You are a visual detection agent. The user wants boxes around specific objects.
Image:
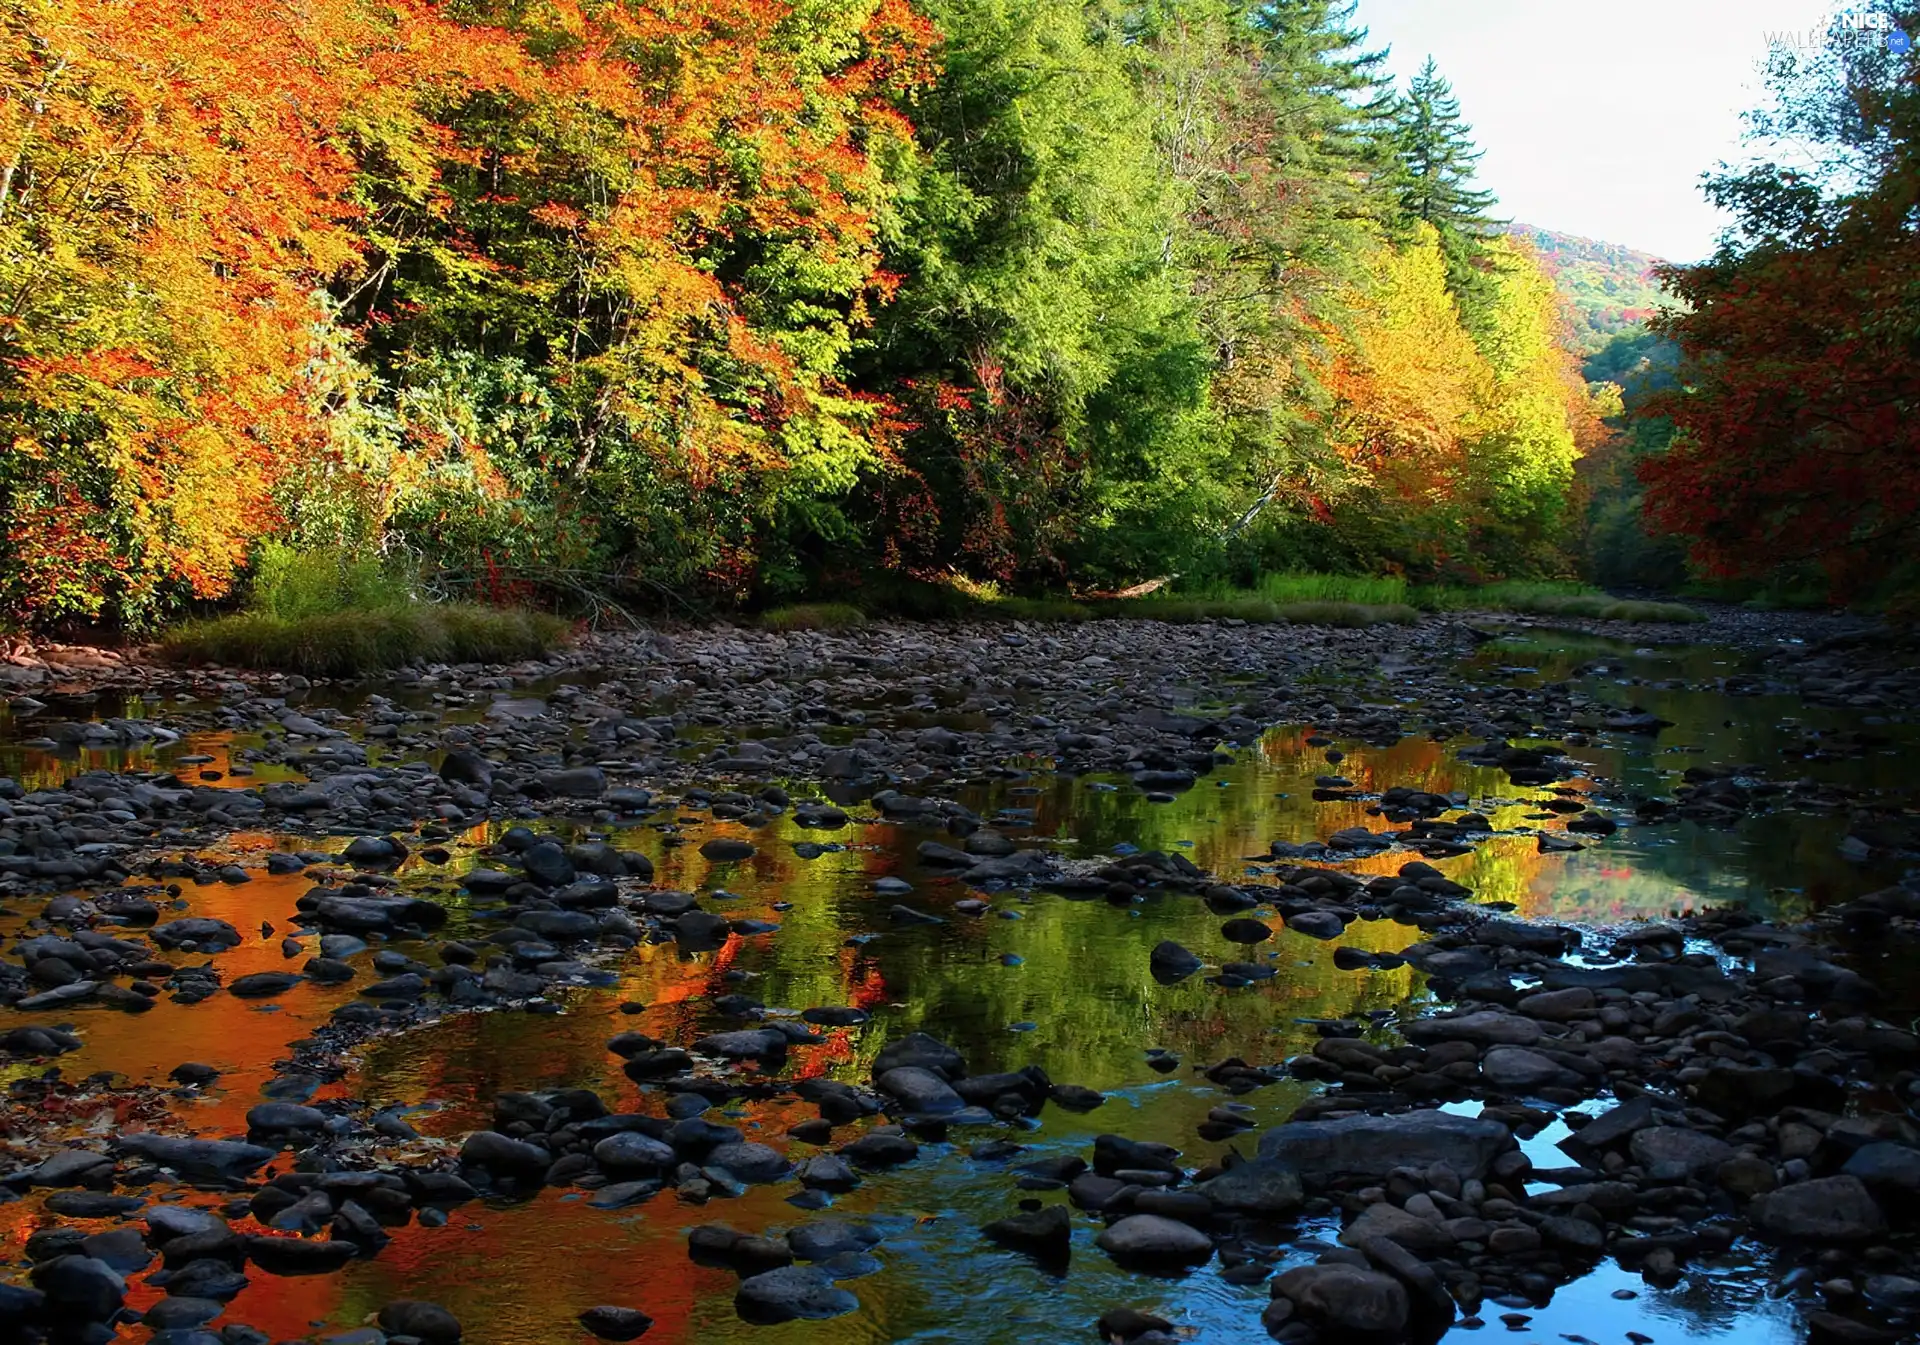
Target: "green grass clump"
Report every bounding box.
[248,540,414,620]
[162,604,570,676]
[761,603,869,631]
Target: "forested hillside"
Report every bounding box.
[1504,225,1668,354]
[0,0,1622,630]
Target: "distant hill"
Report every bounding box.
[1504,224,1672,354]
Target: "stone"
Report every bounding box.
[1751,1176,1886,1243]
[735,1266,858,1323]
[1149,941,1203,983]
[29,1256,124,1319]
[1403,1010,1543,1047]
[877,1067,965,1116]
[1273,1263,1410,1343]
[1630,1127,1735,1181]
[1480,1046,1581,1093]
[982,1205,1071,1259]
[706,1142,792,1184]
[11,1148,112,1189]
[228,973,302,999]
[578,1306,654,1340]
[1842,1143,1920,1199]
[1094,1214,1212,1265]
[376,1301,462,1342]
[1196,1159,1304,1215]
[1259,1111,1511,1183]
[116,1135,273,1181]
[787,1220,880,1263]
[1284,911,1346,940]
[1340,1203,1453,1256]
[458,1131,551,1176]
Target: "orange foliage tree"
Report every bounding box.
[0,0,933,623]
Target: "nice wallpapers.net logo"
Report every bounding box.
[1763,8,1913,52]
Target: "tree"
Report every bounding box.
[1641,0,1920,599]
[1391,57,1496,234]
[1386,56,1500,316]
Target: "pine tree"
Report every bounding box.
[1392,56,1498,232]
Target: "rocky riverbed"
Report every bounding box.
[1,610,1918,1345]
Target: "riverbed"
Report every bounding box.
[1,613,1915,1345]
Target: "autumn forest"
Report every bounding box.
[1,0,1915,632]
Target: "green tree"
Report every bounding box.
[1383,55,1504,331]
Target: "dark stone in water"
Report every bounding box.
[579,1306,654,1341]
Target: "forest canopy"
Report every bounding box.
[0,0,1732,627]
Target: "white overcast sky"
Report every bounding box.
[1353,0,1850,261]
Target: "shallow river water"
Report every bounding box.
[1,627,1914,1345]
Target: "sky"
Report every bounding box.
[1353,0,1853,262]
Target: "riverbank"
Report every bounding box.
[1,608,1917,1345]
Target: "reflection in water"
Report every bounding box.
[0,631,1911,1343]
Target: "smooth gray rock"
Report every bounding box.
[1259,1111,1512,1183]
[116,1135,273,1181]
[1094,1214,1212,1265]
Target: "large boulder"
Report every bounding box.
[115,1135,274,1181]
[1272,1263,1410,1343]
[1196,1159,1304,1215]
[1094,1214,1212,1266]
[1751,1176,1886,1244]
[1258,1111,1511,1184]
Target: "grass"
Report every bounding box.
[1095,596,1419,627]
[1176,573,1704,624]
[747,569,1703,632]
[161,604,571,676]
[248,540,415,620]
[761,603,869,631]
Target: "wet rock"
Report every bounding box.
[243,1237,360,1275]
[1272,1263,1410,1343]
[877,1067,965,1116]
[871,1033,964,1078]
[116,1135,274,1181]
[143,1297,225,1330]
[245,1103,326,1135]
[1480,1046,1582,1093]
[8,1147,112,1189]
[700,839,756,862]
[983,1205,1071,1260]
[578,1306,654,1340]
[1095,1214,1212,1266]
[1751,1176,1886,1243]
[1284,911,1345,940]
[1196,1159,1304,1214]
[29,1255,125,1319]
[787,1221,881,1263]
[1149,941,1203,983]
[1842,1143,1920,1199]
[1259,1111,1511,1183]
[1630,1127,1735,1181]
[594,1133,677,1172]
[537,766,606,798]
[458,1131,551,1177]
[1341,1203,1453,1256]
[706,1142,792,1184]
[376,1301,462,1342]
[734,1265,858,1323]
